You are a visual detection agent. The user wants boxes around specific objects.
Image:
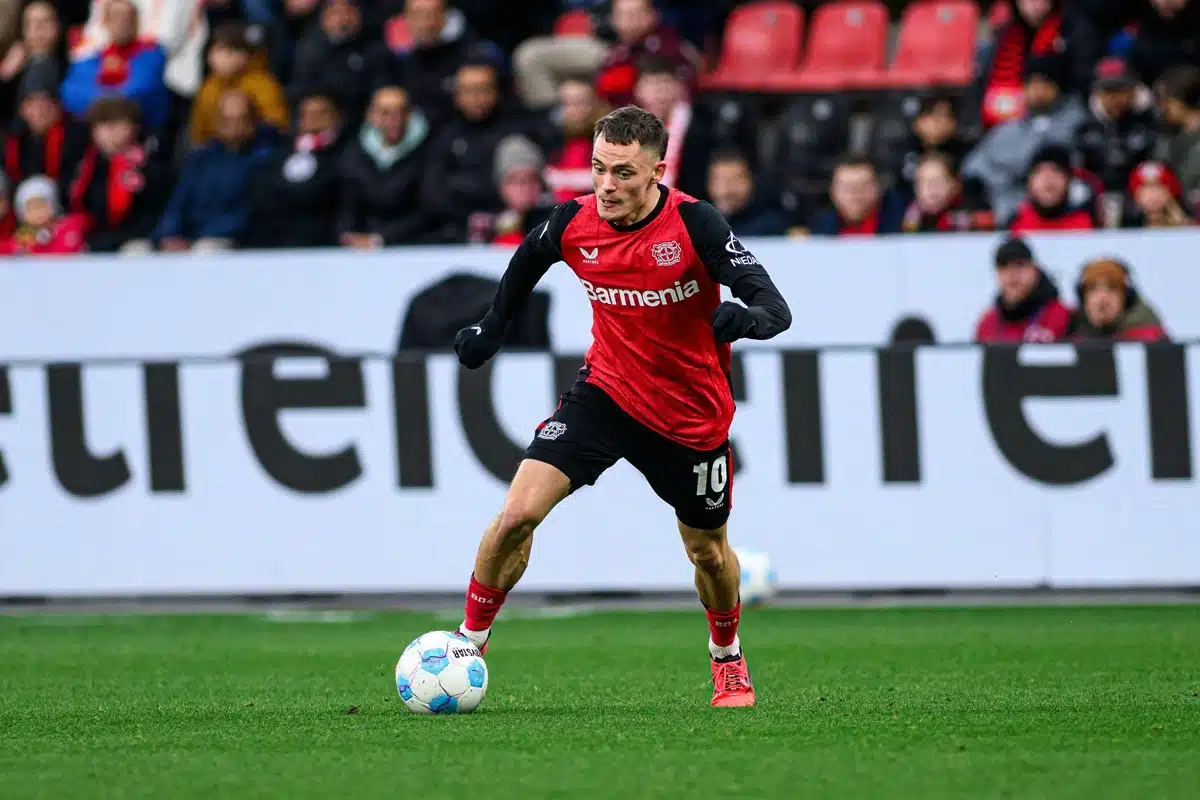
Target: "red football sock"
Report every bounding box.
[463,574,507,632]
[705,603,741,647]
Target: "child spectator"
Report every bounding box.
[67,96,171,253]
[707,150,786,237]
[188,22,287,147]
[545,75,607,203]
[1009,144,1097,232]
[809,155,906,237]
[60,0,169,131]
[154,90,277,252]
[1077,58,1158,194]
[1122,161,1195,227]
[902,152,994,233]
[975,236,1072,343]
[337,85,434,249]
[1069,258,1167,342]
[0,174,88,255]
[490,134,555,246]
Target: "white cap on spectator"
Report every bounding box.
[14,175,60,222]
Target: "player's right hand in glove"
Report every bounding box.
[712,302,758,343]
[454,318,504,369]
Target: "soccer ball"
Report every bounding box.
[395,630,489,714]
[736,549,778,606]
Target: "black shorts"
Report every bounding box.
[524,378,733,530]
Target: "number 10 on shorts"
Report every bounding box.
[693,455,729,496]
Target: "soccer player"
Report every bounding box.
[452,106,792,707]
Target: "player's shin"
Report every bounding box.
[681,524,744,660]
[459,510,538,650]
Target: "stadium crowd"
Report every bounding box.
[0,0,1197,257]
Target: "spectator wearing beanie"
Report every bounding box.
[60,0,169,131]
[241,87,346,250]
[1069,258,1167,342]
[0,173,88,255]
[961,52,1086,224]
[1122,160,1195,227]
[189,22,288,147]
[4,59,89,194]
[975,236,1073,343]
[1155,66,1200,211]
[1009,144,1097,232]
[1077,57,1158,194]
[490,134,555,246]
[337,85,435,249]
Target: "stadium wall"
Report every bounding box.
[2,230,1199,596]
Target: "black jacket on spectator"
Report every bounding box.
[1077,99,1158,192]
[67,140,173,252]
[378,14,505,129]
[420,104,539,242]
[241,135,346,249]
[1129,0,1200,86]
[3,118,90,196]
[290,29,387,131]
[725,193,789,237]
[338,117,435,245]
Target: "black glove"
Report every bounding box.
[712,302,757,343]
[454,319,504,369]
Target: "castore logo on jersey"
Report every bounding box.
[579,247,599,264]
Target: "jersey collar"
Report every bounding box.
[605,184,668,233]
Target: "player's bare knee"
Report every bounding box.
[495,498,545,543]
[686,538,726,575]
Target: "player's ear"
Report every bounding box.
[651,159,667,184]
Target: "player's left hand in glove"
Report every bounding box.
[712,302,758,343]
[455,319,503,369]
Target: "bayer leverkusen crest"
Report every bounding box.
[651,240,682,267]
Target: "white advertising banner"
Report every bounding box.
[1,230,1198,595]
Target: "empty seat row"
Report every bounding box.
[701,0,979,93]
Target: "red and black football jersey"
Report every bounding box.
[482,187,790,450]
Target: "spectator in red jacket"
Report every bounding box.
[0,173,88,255]
[975,236,1073,342]
[1070,258,1167,342]
[595,0,700,108]
[1123,160,1196,227]
[545,74,606,203]
[1009,144,1097,232]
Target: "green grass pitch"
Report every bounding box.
[1,605,1198,799]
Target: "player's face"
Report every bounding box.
[591,135,666,225]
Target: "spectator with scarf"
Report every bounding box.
[972,0,1072,130]
[3,59,89,197]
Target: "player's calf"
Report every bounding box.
[458,459,571,652]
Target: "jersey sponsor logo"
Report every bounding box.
[650,240,682,267]
[579,247,599,263]
[580,278,700,308]
[538,421,568,440]
[725,232,759,266]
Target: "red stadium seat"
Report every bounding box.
[779,1,889,92]
[878,1,980,88]
[554,9,595,37]
[699,2,805,92]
